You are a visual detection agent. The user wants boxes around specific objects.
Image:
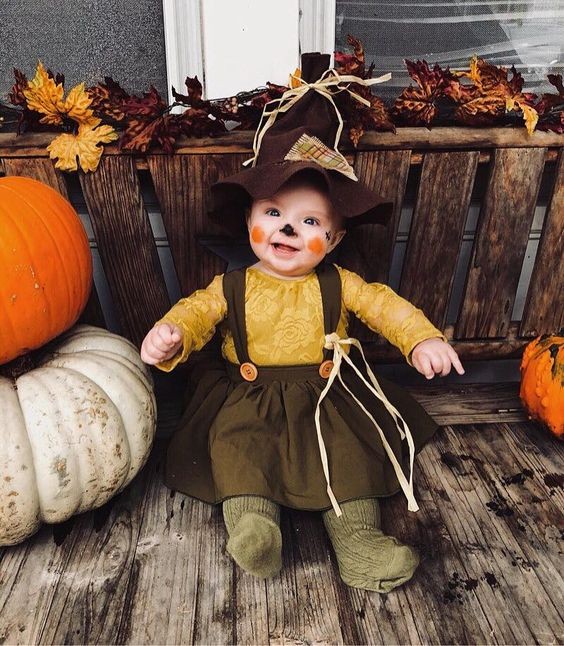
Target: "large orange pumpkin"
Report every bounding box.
[0,176,92,364]
[519,330,564,439]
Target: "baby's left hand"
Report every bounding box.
[410,338,465,379]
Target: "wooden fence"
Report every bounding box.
[0,128,562,363]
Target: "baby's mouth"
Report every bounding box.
[272,242,299,253]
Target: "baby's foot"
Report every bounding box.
[332,528,419,593]
[226,511,282,578]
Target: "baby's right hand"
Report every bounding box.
[140,323,183,365]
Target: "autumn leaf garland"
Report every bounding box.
[6,38,563,173]
[19,62,118,172]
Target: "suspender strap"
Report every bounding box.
[222,268,251,365]
[315,263,342,362]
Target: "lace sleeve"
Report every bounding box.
[154,274,227,372]
[339,267,447,366]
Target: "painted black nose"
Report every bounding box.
[280,224,296,237]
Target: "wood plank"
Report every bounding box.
[379,465,498,644]
[400,151,479,330]
[117,446,247,645]
[80,156,170,346]
[147,154,248,295]
[456,148,546,339]
[430,424,564,643]
[0,157,105,328]
[520,150,564,336]
[2,128,563,156]
[408,382,527,425]
[267,510,345,644]
[0,523,84,644]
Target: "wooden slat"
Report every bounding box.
[80,156,170,346]
[400,151,479,329]
[1,156,106,328]
[338,150,411,341]
[339,150,411,284]
[147,153,248,295]
[1,157,69,195]
[520,150,564,336]
[456,148,546,339]
[2,128,563,156]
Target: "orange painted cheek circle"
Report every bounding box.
[307,237,325,255]
[250,226,265,243]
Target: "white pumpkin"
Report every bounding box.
[0,324,157,545]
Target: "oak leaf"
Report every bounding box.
[87,77,130,121]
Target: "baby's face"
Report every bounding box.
[247,182,345,279]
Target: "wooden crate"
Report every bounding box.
[1,128,562,363]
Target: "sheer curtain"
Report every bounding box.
[335,0,564,102]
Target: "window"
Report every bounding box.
[335,0,564,101]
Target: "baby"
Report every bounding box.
[141,169,464,593]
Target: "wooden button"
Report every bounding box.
[240,362,258,382]
[319,360,334,378]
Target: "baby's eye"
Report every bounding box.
[266,208,281,217]
[304,217,319,226]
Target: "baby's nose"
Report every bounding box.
[280,224,296,237]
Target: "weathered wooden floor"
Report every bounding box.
[0,383,563,645]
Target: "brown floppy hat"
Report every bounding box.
[210,52,393,235]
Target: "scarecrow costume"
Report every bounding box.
[156,53,447,591]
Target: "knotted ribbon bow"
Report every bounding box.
[314,332,419,517]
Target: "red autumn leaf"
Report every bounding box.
[120,114,179,153]
[535,74,564,133]
[87,77,130,122]
[172,76,205,106]
[393,60,454,126]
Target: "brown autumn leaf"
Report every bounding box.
[87,77,130,121]
[447,57,539,129]
[393,60,454,126]
[535,74,564,133]
[120,114,179,153]
[333,36,395,142]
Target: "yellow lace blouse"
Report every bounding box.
[155,265,447,372]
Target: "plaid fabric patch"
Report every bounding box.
[284,134,358,181]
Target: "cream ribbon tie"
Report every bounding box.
[314,332,419,517]
[243,69,392,169]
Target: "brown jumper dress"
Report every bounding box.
[164,263,439,510]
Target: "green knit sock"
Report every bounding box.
[222,496,282,578]
[323,498,419,593]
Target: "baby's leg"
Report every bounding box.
[222,495,282,578]
[323,498,419,593]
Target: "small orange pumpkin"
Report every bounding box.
[519,330,564,438]
[0,176,92,364]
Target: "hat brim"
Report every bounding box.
[210,160,393,235]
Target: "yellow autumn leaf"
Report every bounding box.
[63,83,97,124]
[506,97,539,135]
[290,68,302,89]
[23,61,65,125]
[47,122,118,172]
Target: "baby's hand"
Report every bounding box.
[140,323,183,365]
[410,338,465,380]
